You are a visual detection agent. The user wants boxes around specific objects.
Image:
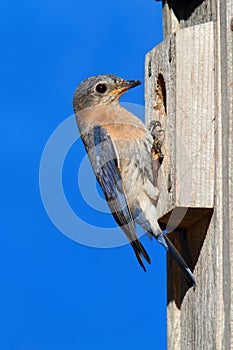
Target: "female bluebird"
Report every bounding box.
[73,74,195,287]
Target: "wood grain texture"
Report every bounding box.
[162,0,216,38]
[215,1,233,348]
[145,22,215,227]
[145,0,233,348]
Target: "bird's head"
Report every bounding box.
[73,74,141,112]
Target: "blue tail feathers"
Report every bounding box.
[157,232,196,288]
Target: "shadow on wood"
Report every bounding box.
[164,0,206,20]
[159,208,213,309]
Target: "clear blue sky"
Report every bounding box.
[1,1,166,349]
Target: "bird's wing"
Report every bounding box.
[118,129,196,287]
[91,125,150,270]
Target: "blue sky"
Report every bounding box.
[1,1,166,349]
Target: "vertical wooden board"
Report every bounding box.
[167,215,217,350]
[216,0,233,348]
[175,22,215,208]
[145,22,215,226]
[145,21,217,350]
[162,0,216,38]
[146,1,233,349]
[145,36,177,219]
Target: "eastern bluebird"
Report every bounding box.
[73,74,196,287]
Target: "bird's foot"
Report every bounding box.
[148,120,165,164]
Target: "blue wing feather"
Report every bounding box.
[93,125,135,229]
[93,125,150,269]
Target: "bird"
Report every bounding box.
[73,74,196,287]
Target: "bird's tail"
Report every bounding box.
[131,240,151,272]
[156,232,196,288]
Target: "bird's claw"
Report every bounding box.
[148,120,162,134]
[148,120,165,164]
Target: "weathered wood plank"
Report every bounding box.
[215,1,233,348]
[145,0,233,348]
[145,22,215,227]
[145,21,217,350]
[162,0,216,38]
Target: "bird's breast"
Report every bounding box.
[76,103,147,142]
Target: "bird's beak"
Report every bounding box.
[110,80,141,96]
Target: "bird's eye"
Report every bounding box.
[95,83,107,94]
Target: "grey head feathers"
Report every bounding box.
[73,74,141,112]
